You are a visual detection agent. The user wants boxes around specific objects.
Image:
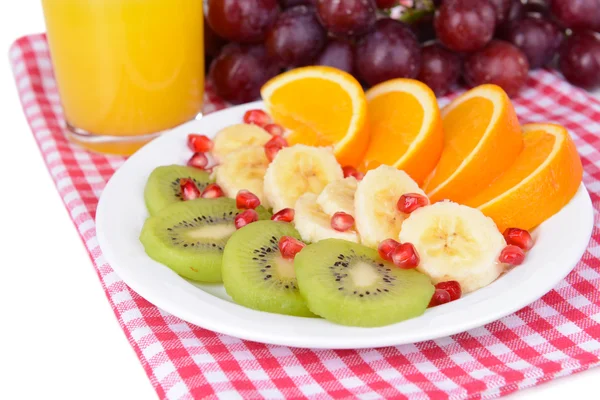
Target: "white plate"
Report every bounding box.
[96,101,594,349]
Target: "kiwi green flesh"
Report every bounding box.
[294,239,435,327]
[222,220,316,318]
[144,165,212,216]
[139,198,271,283]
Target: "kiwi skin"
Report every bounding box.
[222,220,316,317]
[140,198,271,283]
[294,239,435,327]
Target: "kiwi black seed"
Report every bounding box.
[139,198,271,282]
[144,165,212,215]
[294,239,435,327]
[222,220,316,317]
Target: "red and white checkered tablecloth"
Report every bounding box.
[9,33,600,400]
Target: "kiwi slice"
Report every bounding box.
[144,165,212,215]
[222,220,315,317]
[139,198,271,282]
[295,239,435,327]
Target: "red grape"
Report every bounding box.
[464,40,530,97]
[266,6,327,67]
[489,0,512,25]
[551,0,600,31]
[315,0,377,36]
[207,0,280,43]
[375,0,397,8]
[522,0,552,17]
[410,14,437,43]
[505,16,562,69]
[209,43,280,104]
[434,0,497,53]
[559,31,600,89]
[315,39,355,75]
[204,18,227,59]
[355,19,421,86]
[280,0,313,7]
[417,43,462,96]
[497,0,524,36]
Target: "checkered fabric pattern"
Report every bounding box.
[9,33,600,400]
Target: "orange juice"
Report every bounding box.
[42,0,204,155]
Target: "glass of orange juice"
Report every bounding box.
[41,0,204,155]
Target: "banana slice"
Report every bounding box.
[354,165,426,248]
[399,201,506,293]
[264,144,343,212]
[215,146,271,207]
[294,193,359,243]
[316,177,358,217]
[212,124,272,161]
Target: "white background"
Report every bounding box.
[0,1,597,399]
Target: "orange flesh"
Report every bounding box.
[425,97,494,190]
[362,92,424,168]
[466,130,555,206]
[269,77,353,145]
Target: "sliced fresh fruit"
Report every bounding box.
[234,209,259,229]
[201,183,225,199]
[354,165,426,248]
[463,123,583,232]
[360,79,444,185]
[139,198,271,282]
[261,66,369,167]
[263,144,343,211]
[271,208,295,223]
[278,235,306,260]
[212,123,272,161]
[316,177,357,217]
[423,84,523,203]
[399,201,506,293]
[294,239,435,327]
[144,165,212,216]
[294,193,359,243]
[222,220,315,317]
[215,146,271,207]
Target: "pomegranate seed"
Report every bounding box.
[201,183,224,199]
[428,289,452,308]
[503,228,533,251]
[377,239,401,262]
[264,135,288,162]
[187,134,213,152]
[342,165,365,181]
[236,190,261,209]
[243,109,271,127]
[331,212,355,232]
[391,242,420,269]
[180,178,200,201]
[266,135,288,148]
[278,236,306,260]
[397,193,429,214]
[187,152,209,170]
[435,281,462,301]
[272,208,295,223]
[499,245,526,266]
[234,209,259,230]
[264,123,284,136]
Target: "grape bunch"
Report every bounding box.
[205,0,600,104]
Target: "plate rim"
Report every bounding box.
[96,101,594,349]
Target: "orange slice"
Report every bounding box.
[423,84,523,203]
[260,66,369,167]
[359,79,444,185]
[463,123,583,232]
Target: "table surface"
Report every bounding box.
[1,2,598,399]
